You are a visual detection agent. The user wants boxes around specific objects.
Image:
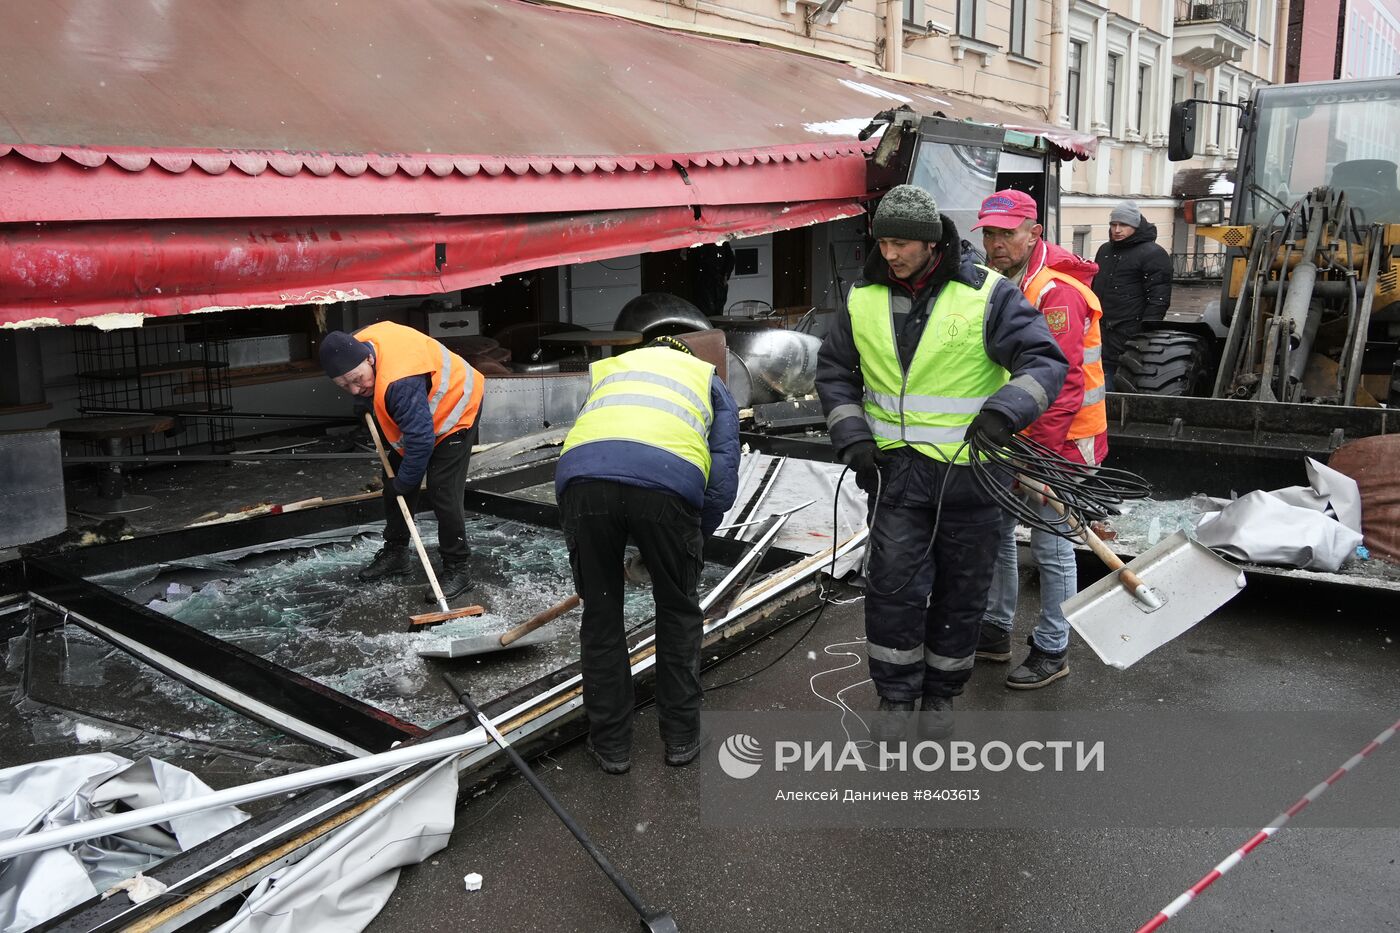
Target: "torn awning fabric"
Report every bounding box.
[0,0,1095,325]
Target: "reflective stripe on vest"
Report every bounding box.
[358,321,484,454]
[561,346,715,480]
[847,275,1008,465]
[1024,265,1107,441]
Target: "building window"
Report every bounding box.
[1073,227,1091,257]
[903,0,920,24]
[1105,54,1121,134]
[1067,40,1085,129]
[1009,0,1027,56]
[957,0,979,37]
[1137,64,1151,133]
[1216,90,1228,148]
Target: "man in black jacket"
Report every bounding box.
[1091,200,1172,389]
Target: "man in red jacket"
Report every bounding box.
[972,190,1109,688]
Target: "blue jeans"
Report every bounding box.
[982,503,1078,654]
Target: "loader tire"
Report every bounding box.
[1115,331,1214,397]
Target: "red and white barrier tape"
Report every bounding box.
[1135,716,1400,933]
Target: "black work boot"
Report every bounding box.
[586,740,631,776]
[1006,637,1068,690]
[868,697,915,745]
[917,695,954,740]
[665,733,710,767]
[974,622,1012,662]
[424,562,476,604]
[358,545,412,581]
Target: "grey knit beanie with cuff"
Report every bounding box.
[1109,200,1142,228]
[872,184,944,243]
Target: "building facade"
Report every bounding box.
[580,0,1286,264]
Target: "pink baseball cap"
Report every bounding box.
[972,189,1039,230]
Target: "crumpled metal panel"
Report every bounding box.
[0,0,1093,187]
[0,429,65,547]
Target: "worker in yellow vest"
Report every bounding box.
[556,335,740,775]
[816,184,1068,742]
[320,323,484,599]
[973,189,1109,689]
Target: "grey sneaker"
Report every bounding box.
[1007,639,1068,690]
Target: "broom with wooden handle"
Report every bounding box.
[364,412,484,627]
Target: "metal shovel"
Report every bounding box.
[1027,479,1247,670]
[417,594,580,659]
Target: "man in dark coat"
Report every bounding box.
[1091,200,1172,388]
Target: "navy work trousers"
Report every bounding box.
[559,480,705,758]
[863,447,1004,701]
[382,422,478,565]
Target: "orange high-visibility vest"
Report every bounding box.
[1024,266,1107,440]
[356,321,484,454]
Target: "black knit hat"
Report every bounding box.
[872,184,944,243]
[319,331,372,378]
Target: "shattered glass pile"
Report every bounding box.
[88,515,726,730]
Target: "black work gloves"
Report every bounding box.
[966,409,1014,448]
[842,440,884,495]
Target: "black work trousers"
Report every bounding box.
[382,423,477,564]
[864,448,1004,701]
[559,480,705,758]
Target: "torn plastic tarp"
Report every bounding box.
[212,755,458,933]
[0,753,249,932]
[1195,459,1364,572]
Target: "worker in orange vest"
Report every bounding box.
[320,322,485,599]
[972,190,1108,688]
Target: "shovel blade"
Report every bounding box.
[1066,530,1245,670]
[415,626,558,659]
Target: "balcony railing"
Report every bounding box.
[1175,0,1249,34]
[1172,251,1227,281]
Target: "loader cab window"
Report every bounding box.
[908,122,1004,235]
[1247,79,1400,224]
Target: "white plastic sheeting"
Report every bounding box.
[212,755,459,933]
[0,753,249,932]
[1195,458,1364,572]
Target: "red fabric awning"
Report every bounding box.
[0,0,1095,324]
[1,200,864,325]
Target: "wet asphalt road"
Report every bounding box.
[372,577,1400,933]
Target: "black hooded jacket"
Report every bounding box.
[1091,220,1173,361]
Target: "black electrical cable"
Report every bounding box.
[965,425,1152,539]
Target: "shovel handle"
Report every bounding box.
[499,594,581,647]
[1018,475,1160,609]
[365,412,450,613]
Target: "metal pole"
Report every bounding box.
[439,675,674,930]
[0,727,488,862]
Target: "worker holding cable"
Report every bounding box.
[816,184,1067,741]
[556,335,740,775]
[973,189,1108,689]
[319,324,485,599]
